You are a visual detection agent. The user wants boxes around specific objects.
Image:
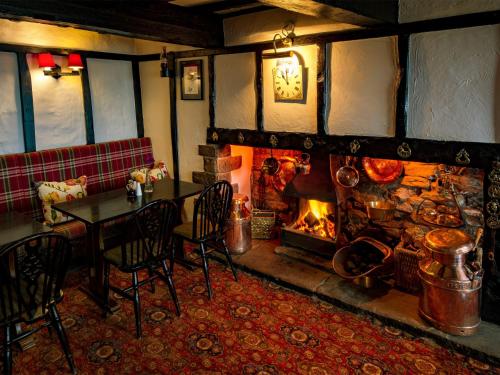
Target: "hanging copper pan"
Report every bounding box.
[362,157,403,184]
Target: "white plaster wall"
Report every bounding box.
[177,57,209,181]
[224,8,358,46]
[177,57,209,214]
[139,61,173,172]
[215,53,256,130]
[400,0,500,23]
[263,45,318,133]
[328,37,397,136]
[408,25,500,143]
[0,52,24,154]
[28,54,87,150]
[87,59,138,143]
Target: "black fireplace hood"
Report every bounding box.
[283,152,337,202]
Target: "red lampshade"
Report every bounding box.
[67,53,83,70]
[38,53,55,69]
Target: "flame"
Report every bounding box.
[293,199,335,240]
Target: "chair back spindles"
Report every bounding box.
[0,233,71,325]
[119,200,177,270]
[192,181,233,241]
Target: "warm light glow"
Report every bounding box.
[293,199,335,240]
[38,53,55,69]
[67,53,84,71]
[275,54,299,78]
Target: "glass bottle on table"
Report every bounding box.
[144,169,154,193]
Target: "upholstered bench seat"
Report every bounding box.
[0,137,156,263]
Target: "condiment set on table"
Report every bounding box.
[126,169,154,198]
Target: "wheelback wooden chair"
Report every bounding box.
[172,180,237,299]
[0,233,76,375]
[102,199,180,339]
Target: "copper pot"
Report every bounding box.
[418,228,483,336]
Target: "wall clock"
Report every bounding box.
[272,57,306,102]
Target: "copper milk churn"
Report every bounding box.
[225,194,252,254]
[418,228,483,336]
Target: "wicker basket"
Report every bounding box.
[251,209,276,239]
[394,241,423,293]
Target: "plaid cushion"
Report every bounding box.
[0,138,154,221]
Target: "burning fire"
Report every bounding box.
[293,199,335,240]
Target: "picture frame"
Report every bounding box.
[180,60,203,100]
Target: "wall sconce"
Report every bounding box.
[160,47,172,78]
[262,22,296,59]
[38,53,84,79]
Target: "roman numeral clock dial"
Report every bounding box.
[272,59,305,102]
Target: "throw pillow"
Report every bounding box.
[35,176,88,225]
[130,161,169,184]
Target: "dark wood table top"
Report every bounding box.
[0,211,52,248]
[53,178,204,225]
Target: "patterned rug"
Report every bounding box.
[5,260,499,375]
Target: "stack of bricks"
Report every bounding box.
[192,144,241,192]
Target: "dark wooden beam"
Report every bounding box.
[0,0,223,48]
[207,128,500,169]
[167,52,180,182]
[395,34,409,139]
[132,61,144,138]
[16,52,35,152]
[80,57,95,144]
[316,42,328,136]
[208,55,216,129]
[257,0,398,26]
[173,10,500,59]
[255,50,264,132]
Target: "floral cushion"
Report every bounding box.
[35,176,87,225]
[130,161,169,184]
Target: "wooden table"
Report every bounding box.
[53,178,204,310]
[0,211,52,249]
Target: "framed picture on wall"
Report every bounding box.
[180,60,203,100]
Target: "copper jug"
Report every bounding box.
[225,194,251,254]
[418,228,483,336]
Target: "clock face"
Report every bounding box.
[272,64,304,101]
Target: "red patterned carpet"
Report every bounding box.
[5,260,499,375]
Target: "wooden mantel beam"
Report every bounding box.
[0,0,224,48]
[256,0,398,26]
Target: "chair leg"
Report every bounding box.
[161,260,181,316]
[199,242,212,300]
[132,272,142,339]
[49,305,77,375]
[3,325,12,375]
[170,237,179,273]
[147,266,156,293]
[102,261,111,318]
[221,239,238,282]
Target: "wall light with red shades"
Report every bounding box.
[37,53,84,79]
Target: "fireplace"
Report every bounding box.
[281,152,339,258]
[244,147,485,279]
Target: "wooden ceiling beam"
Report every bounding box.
[0,0,224,48]
[256,0,398,26]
